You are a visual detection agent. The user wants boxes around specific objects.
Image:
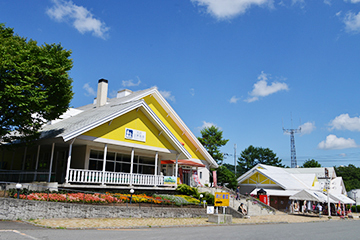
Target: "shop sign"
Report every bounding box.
[164,176,177,185]
[125,128,146,142]
[214,192,230,207]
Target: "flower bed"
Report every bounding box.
[12,192,179,205]
[14,192,123,204]
[154,194,200,205]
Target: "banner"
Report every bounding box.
[193,171,202,187]
[213,170,217,187]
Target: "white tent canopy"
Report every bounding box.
[330,193,355,204]
[289,189,336,203]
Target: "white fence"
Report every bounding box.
[68,169,167,186]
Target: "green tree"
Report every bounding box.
[237,145,284,176]
[222,163,235,174]
[197,125,229,164]
[334,164,360,191]
[216,165,238,190]
[302,159,321,168]
[0,24,73,144]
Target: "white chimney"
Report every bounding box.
[96,79,108,107]
[117,89,133,98]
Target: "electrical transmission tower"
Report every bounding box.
[283,124,301,168]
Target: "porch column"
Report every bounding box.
[196,167,199,186]
[130,148,134,186]
[65,138,75,184]
[101,144,108,185]
[154,152,158,187]
[175,154,179,188]
[48,143,55,182]
[33,145,41,181]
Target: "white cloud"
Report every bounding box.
[83,83,96,96]
[291,0,305,6]
[159,90,176,102]
[122,77,141,87]
[329,113,360,131]
[190,88,195,96]
[229,96,240,103]
[300,122,316,135]
[197,121,220,131]
[191,0,273,20]
[349,0,360,3]
[323,0,332,5]
[46,0,109,39]
[318,134,358,150]
[344,11,360,33]
[339,153,347,157]
[245,71,289,102]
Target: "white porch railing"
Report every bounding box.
[68,169,167,186]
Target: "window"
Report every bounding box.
[200,172,202,179]
[134,155,155,174]
[88,149,155,175]
[114,153,131,173]
[89,150,104,171]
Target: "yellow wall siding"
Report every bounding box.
[243,172,277,185]
[143,95,205,161]
[83,109,176,151]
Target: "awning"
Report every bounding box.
[290,189,335,203]
[330,193,355,204]
[160,159,205,168]
[250,188,299,197]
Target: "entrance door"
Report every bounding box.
[183,172,190,185]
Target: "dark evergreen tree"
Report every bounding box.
[237,145,284,175]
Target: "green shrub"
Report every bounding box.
[351,205,360,212]
[199,192,214,205]
[176,184,199,198]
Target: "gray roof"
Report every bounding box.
[40,100,143,140]
[284,167,336,180]
[77,88,156,111]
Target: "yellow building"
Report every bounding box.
[0,79,218,190]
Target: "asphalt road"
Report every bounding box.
[1,220,360,240]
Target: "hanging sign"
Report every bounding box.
[164,176,177,185]
[125,128,146,142]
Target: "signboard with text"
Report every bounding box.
[125,128,146,142]
[214,192,230,207]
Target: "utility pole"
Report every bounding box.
[283,119,301,168]
[325,168,331,217]
[234,144,237,177]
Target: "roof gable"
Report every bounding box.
[238,164,317,190]
[117,88,218,168]
[83,108,176,151]
[40,99,191,159]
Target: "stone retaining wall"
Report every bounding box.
[0,198,208,220]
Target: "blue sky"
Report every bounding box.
[2,0,360,168]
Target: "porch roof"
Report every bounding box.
[161,160,205,168]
